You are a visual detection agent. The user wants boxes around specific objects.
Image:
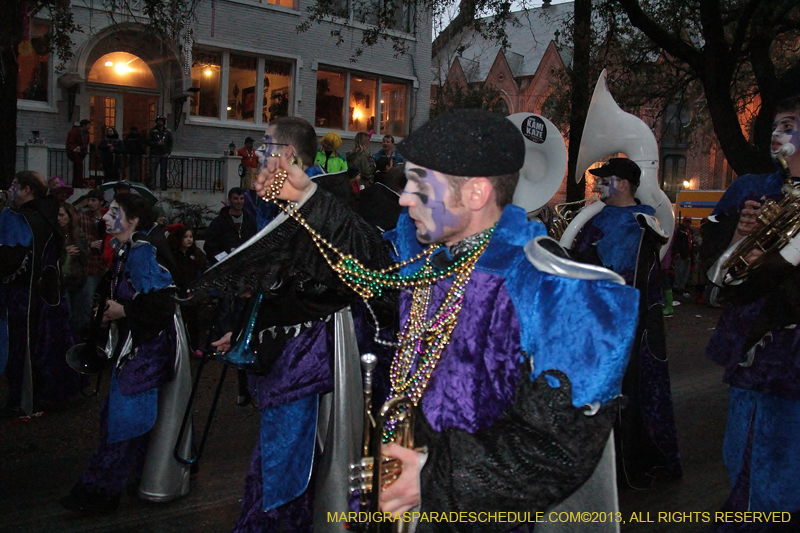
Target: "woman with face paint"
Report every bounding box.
[704,95,800,524]
[61,193,193,515]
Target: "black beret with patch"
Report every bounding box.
[397,109,525,176]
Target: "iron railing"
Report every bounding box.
[47,149,224,192]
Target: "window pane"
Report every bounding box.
[264,60,292,123]
[268,0,295,7]
[87,52,157,89]
[17,22,49,102]
[191,50,222,118]
[315,71,345,130]
[349,76,377,132]
[380,81,407,136]
[228,55,257,122]
[362,0,412,32]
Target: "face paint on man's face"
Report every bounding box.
[8,180,22,208]
[595,176,621,202]
[103,202,129,236]
[771,114,800,159]
[401,165,464,244]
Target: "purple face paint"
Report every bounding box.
[258,127,290,171]
[8,180,22,208]
[401,165,464,244]
[103,202,129,236]
[771,114,800,159]
[595,176,621,202]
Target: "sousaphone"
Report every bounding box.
[506,113,568,214]
[560,70,674,258]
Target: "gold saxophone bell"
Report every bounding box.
[720,147,800,280]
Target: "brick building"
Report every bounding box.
[432,0,740,204]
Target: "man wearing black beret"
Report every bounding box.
[570,157,682,489]
[213,110,639,532]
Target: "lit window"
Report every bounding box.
[191,51,222,118]
[250,0,295,7]
[380,80,407,136]
[228,55,257,122]
[264,60,292,122]
[316,69,408,136]
[88,52,157,89]
[315,71,346,130]
[17,22,50,102]
[349,77,377,132]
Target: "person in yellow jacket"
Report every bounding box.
[313,132,348,173]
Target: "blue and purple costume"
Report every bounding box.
[572,204,682,487]
[212,185,640,532]
[705,171,800,524]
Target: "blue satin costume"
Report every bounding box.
[76,232,180,498]
[706,171,800,523]
[233,195,640,532]
[572,204,682,486]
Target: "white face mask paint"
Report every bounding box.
[400,164,467,244]
[594,176,621,202]
[771,113,800,160]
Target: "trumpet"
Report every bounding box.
[718,144,800,281]
[350,354,416,533]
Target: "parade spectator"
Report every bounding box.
[99,126,125,183]
[66,119,91,188]
[374,155,392,183]
[371,134,403,166]
[167,224,208,352]
[77,189,108,341]
[48,176,74,204]
[237,136,259,191]
[147,115,173,191]
[58,202,89,337]
[354,162,405,232]
[672,215,694,298]
[346,132,375,186]
[313,132,348,173]
[123,126,145,182]
[204,187,257,265]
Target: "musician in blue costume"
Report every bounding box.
[1,171,79,417]
[571,158,682,488]
[205,111,640,532]
[705,97,800,529]
[60,193,192,515]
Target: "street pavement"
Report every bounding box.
[1,296,734,533]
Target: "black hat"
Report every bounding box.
[588,157,641,187]
[155,115,166,122]
[397,109,525,176]
[347,166,361,180]
[86,189,105,200]
[79,119,90,126]
[244,136,255,143]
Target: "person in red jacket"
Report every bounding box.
[66,120,91,188]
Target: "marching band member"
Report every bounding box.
[206,110,640,531]
[704,96,800,528]
[570,158,682,488]
[60,193,191,514]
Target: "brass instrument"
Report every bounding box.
[66,290,111,376]
[719,144,800,281]
[350,354,416,533]
[0,190,8,210]
[549,196,598,240]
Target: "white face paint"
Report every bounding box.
[771,113,800,159]
[594,176,622,202]
[103,201,133,238]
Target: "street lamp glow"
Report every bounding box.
[683,180,691,188]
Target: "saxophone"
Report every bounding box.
[717,144,800,282]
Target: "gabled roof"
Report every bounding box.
[432,2,573,84]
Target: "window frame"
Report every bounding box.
[16,19,57,113]
[187,45,297,129]
[314,65,413,138]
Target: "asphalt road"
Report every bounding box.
[0,297,733,533]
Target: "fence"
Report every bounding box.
[47,149,224,192]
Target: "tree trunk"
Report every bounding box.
[566,0,592,202]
